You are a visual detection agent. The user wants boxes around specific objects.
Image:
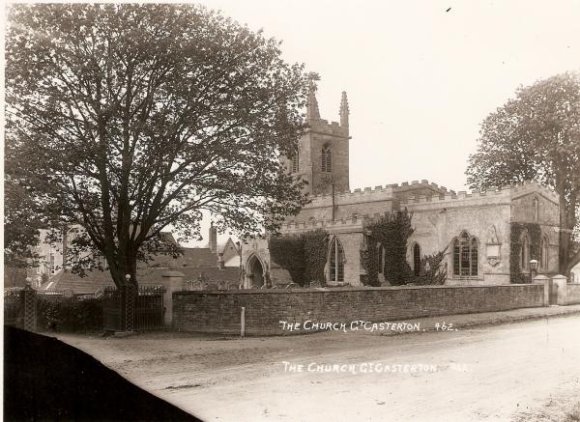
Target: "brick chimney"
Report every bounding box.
[208,222,217,253]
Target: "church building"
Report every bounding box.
[241,89,561,287]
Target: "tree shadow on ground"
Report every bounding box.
[4,326,202,421]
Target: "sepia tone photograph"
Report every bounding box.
[3,1,580,421]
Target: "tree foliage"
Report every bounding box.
[4,177,42,268]
[466,73,580,274]
[6,4,310,287]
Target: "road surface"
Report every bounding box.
[60,314,580,421]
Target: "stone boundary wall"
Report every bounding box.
[566,284,580,305]
[173,284,544,336]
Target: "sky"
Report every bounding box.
[185,0,580,247]
[3,1,579,248]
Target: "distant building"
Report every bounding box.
[33,225,241,294]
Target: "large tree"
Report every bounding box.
[466,72,580,275]
[6,4,310,288]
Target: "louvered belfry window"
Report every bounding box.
[321,145,332,173]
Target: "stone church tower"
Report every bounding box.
[289,87,350,195]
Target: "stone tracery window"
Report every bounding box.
[329,237,345,282]
[321,144,332,173]
[453,231,479,277]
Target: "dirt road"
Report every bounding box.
[59,314,580,422]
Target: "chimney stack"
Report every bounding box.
[209,222,217,253]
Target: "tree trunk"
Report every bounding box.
[557,179,570,274]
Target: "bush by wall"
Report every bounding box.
[412,248,448,285]
[269,234,306,285]
[270,229,329,286]
[37,296,103,332]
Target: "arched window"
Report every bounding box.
[291,149,299,173]
[321,144,332,173]
[413,243,421,276]
[540,235,549,270]
[520,232,530,271]
[329,237,345,282]
[377,244,384,274]
[453,232,479,277]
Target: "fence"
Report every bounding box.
[103,285,166,331]
[4,288,25,328]
[5,285,165,333]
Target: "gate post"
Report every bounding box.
[551,274,568,305]
[23,284,37,332]
[120,284,136,332]
[533,275,550,307]
[161,271,184,327]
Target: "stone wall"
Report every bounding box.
[566,284,580,305]
[173,284,545,335]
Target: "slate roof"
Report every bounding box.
[42,246,241,294]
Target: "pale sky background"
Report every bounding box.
[3,1,579,248]
[186,0,580,247]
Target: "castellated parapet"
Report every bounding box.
[401,180,559,210]
[281,216,364,235]
[308,119,349,138]
[283,180,559,228]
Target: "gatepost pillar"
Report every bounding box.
[161,271,184,327]
[551,274,568,305]
[23,284,37,331]
[532,275,550,307]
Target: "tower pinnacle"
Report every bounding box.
[339,91,349,134]
[306,79,320,122]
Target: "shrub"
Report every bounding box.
[269,234,306,285]
[269,229,329,286]
[411,248,448,285]
[37,296,103,332]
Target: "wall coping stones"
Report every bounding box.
[173,283,540,296]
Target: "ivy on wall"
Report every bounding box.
[510,222,542,283]
[269,229,329,286]
[303,230,329,285]
[361,209,414,286]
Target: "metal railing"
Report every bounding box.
[103,285,166,331]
